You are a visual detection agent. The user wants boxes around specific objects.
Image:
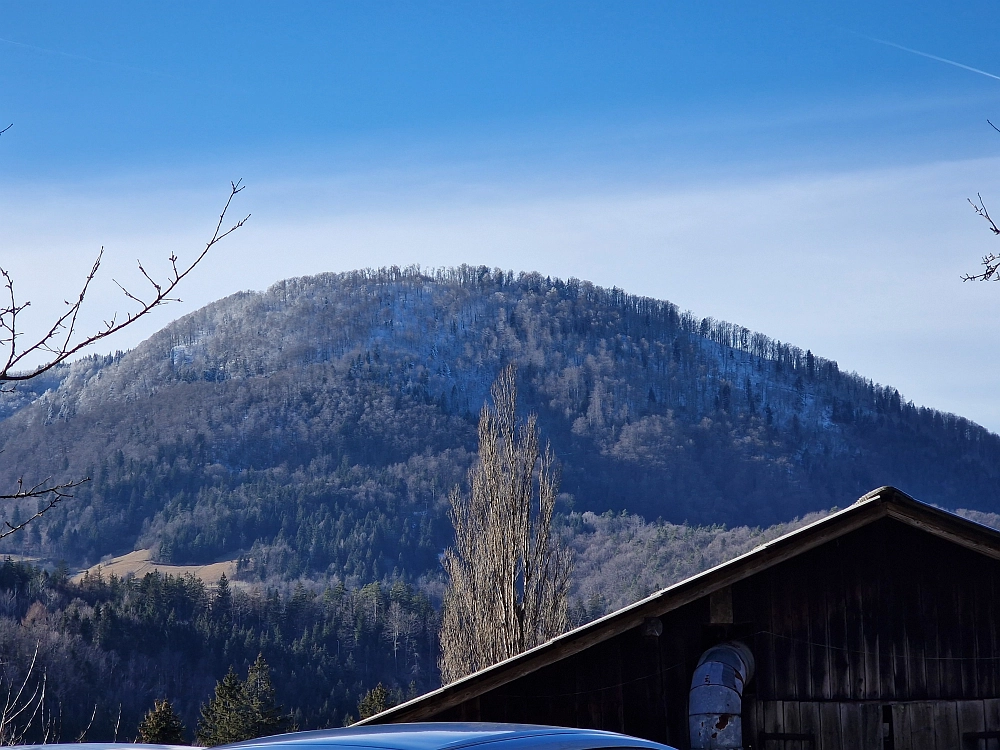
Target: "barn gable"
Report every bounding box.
[363,487,1000,749]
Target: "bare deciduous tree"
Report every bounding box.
[439,364,572,684]
[0,172,248,538]
[385,600,417,670]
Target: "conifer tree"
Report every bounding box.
[357,683,391,720]
[244,653,288,737]
[137,698,186,745]
[196,656,289,747]
[196,668,249,747]
[214,573,233,623]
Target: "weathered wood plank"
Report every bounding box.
[984,697,1000,734]
[581,645,606,729]
[773,569,797,701]
[940,576,965,699]
[807,548,833,702]
[934,700,960,750]
[860,703,882,750]
[745,573,776,701]
[610,639,625,731]
[782,700,802,750]
[876,537,894,700]
[903,547,928,700]
[919,562,941,700]
[839,701,862,750]
[818,700,841,749]
[789,566,811,701]
[888,533,911,700]
[973,563,993,698]
[957,699,986,745]
[956,571,977,699]
[909,702,935,750]
[988,569,1000,701]
[825,539,851,701]
[620,632,661,741]
[763,699,780,737]
[843,547,867,701]
[798,701,820,750]
[893,703,913,750]
[742,697,760,750]
[991,567,1000,699]
[860,553,881,701]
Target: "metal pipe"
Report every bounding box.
[688,641,755,750]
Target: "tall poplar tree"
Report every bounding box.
[438,364,572,683]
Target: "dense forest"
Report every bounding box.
[0,560,437,742]
[7,503,999,743]
[0,265,997,582]
[0,509,861,742]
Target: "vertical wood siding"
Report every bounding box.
[430,518,1000,749]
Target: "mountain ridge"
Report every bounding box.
[0,265,996,578]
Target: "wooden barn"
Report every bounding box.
[362,487,1000,749]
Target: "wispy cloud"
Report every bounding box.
[864,35,1000,83]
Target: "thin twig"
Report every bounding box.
[963,193,1000,281]
[0,182,246,540]
[0,477,88,541]
[0,181,248,381]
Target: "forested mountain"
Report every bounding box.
[0,265,997,580]
[0,266,999,740]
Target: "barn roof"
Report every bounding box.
[361,486,1000,725]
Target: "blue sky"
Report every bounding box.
[4,2,1000,430]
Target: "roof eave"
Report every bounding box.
[362,486,1000,725]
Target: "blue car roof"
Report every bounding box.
[221,723,675,750]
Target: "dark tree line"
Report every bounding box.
[0,560,437,743]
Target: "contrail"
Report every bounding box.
[0,35,177,80]
[866,35,1000,82]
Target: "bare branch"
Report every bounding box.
[75,704,97,743]
[0,181,245,543]
[0,643,48,746]
[0,181,248,381]
[963,193,1000,281]
[0,476,87,541]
